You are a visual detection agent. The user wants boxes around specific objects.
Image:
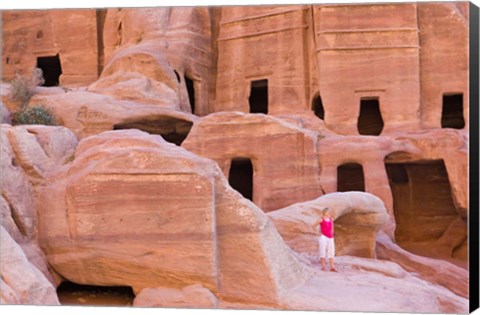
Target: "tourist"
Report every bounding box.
[311,207,337,272]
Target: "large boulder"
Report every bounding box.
[37,129,310,306]
[88,42,181,110]
[268,192,388,260]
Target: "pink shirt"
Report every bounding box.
[320,218,334,238]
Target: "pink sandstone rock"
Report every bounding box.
[29,90,197,141]
[1,102,11,124]
[182,112,322,211]
[102,7,216,115]
[376,231,468,298]
[0,4,470,312]
[22,125,78,165]
[1,10,99,87]
[1,4,469,125]
[1,193,53,285]
[33,129,468,312]
[1,195,24,243]
[87,42,181,110]
[278,255,468,313]
[1,83,20,113]
[314,3,422,134]
[133,284,218,308]
[6,126,57,183]
[268,192,388,260]
[1,125,37,237]
[418,3,469,129]
[0,226,59,305]
[102,8,171,64]
[1,124,78,286]
[316,128,467,264]
[37,129,310,306]
[215,5,315,115]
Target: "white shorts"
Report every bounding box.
[318,235,335,259]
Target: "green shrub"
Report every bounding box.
[9,68,45,110]
[12,105,57,126]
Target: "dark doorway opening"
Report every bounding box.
[337,163,365,192]
[385,163,409,184]
[312,93,324,120]
[113,116,193,146]
[385,159,463,263]
[249,79,268,114]
[228,158,253,201]
[441,94,465,129]
[56,281,135,306]
[358,98,384,135]
[36,55,62,87]
[184,75,195,114]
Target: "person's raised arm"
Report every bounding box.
[311,215,323,229]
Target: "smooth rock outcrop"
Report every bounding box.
[376,231,468,298]
[88,42,181,110]
[279,256,468,313]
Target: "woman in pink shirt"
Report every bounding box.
[311,207,337,272]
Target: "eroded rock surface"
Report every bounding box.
[376,231,468,298]
[1,124,79,300]
[279,256,468,313]
[37,129,310,306]
[0,226,59,305]
[183,112,322,211]
[1,103,11,124]
[0,3,470,312]
[133,284,218,308]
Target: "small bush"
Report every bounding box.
[9,68,45,110]
[12,105,57,126]
[64,154,75,163]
